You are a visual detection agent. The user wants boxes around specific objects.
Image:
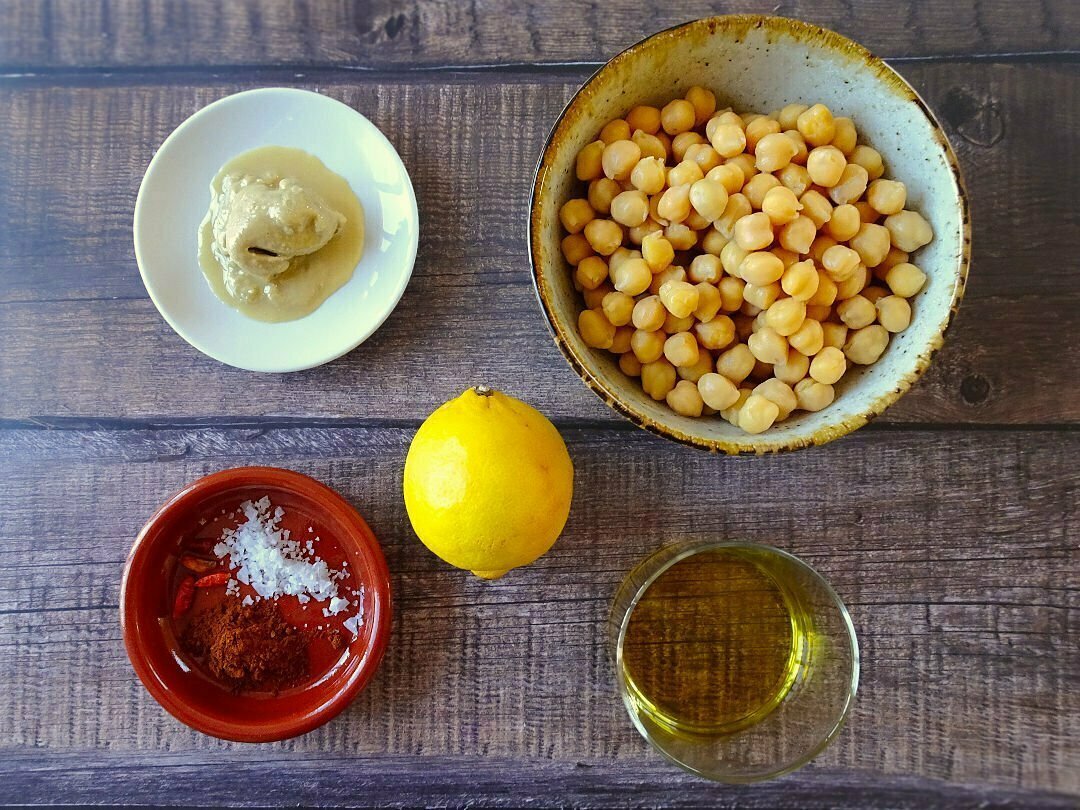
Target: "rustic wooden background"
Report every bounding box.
[1,1,1078,807]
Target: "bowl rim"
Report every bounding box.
[528,14,971,454]
[119,466,393,742]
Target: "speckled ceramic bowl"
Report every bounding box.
[529,16,969,453]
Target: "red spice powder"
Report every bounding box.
[181,599,308,692]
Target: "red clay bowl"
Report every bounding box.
[120,467,392,742]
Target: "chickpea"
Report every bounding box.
[886,262,928,297]
[720,240,749,277]
[608,246,636,272]
[828,163,869,205]
[684,206,710,232]
[584,218,624,256]
[772,247,799,268]
[576,140,606,181]
[806,235,834,266]
[822,245,861,282]
[709,123,747,158]
[602,139,642,181]
[609,190,649,227]
[806,145,847,187]
[665,222,698,250]
[879,247,910,272]
[574,255,609,290]
[619,352,643,377]
[689,178,729,222]
[678,349,714,383]
[626,105,662,135]
[834,263,868,301]
[611,256,651,295]
[694,314,736,350]
[740,251,785,286]
[600,119,631,144]
[658,184,692,223]
[716,343,756,382]
[885,210,934,252]
[559,198,595,234]
[849,144,884,180]
[738,393,780,434]
[826,204,861,241]
[849,222,893,267]
[631,328,666,364]
[655,130,673,157]
[660,99,695,135]
[876,295,912,332]
[726,153,759,182]
[844,324,890,365]
[743,173,782,210]
[783,130,809,164]
[684,144,721,175]
[562,233,594,266]
[810,346,846,384]
[799,189,834,228]
[867,179,907,216]
[778,215,817,254]
[765,297,807,336]
[672,131,706,162]
[830,116,858,155]
[715,193,753,239]
[631,295,666,332]
[742,281,781,310]
[745,116,781,152]
[755,132,799,172]
[717,276,745,312]
[781,259,819,301]
[807,271,838,307]
[720,388,753,425]
[629,219,662,245]
[588,177,622,214]
[610,325,634,354]
[638,231,672,272]
[688,253,722,284]
[668,159,705,188]
[641,358,677,400]
[797,104,836,147]
[773,347,811,385]
[578,309,615,349]
[855,201,880,224]
[750,308,768,330]
[602,290,636,327]
[701,229,730,256]
[629,157,666,195]
[707,111,745,141]
[695,372,739,410]
[583,282,613,310]
[789,317,825,356]
[794,378,836,412]
[632,130,668,163]
[748,326,788,365]
[862,285,890,305]
[753,378,798,420]
[694,282,723,322]
[761,186,803,226]
[734,212,774,251]
[665,379,704,417]
[821,322,848,350]
[649,264,687,295]
[778,103,809,130]
[837,294,876,329]
[805,304,832,322]
[777,163,812,197]
[659,279,700,319]
[707,163,745,194]
[663,331,700,368]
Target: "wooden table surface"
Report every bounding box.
[1,1,1078,807]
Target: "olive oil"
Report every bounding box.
[619,546,810,737]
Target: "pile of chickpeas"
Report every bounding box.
[560,87,933,434]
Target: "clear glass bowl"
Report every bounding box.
[610,540,859,783]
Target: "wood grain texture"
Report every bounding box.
[0,0,1077,70]
[2,751,1077,809]
[0,63,1077,425]
[0,426,1077,799]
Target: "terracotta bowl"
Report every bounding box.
[120,467,392,742]
[529,16,970,453]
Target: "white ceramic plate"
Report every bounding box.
[134,87,419,372]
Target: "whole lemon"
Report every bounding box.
[403,386,574,579]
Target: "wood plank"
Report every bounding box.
[0,0,1076,70]
[0,63,1077,425]
[0,426,1076,795]
[1,750,1076,808]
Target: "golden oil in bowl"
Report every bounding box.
[611,542,858,782]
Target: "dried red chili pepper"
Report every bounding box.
[172,575,196,618]
[180,555,217,574]
[193,572,231,589]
